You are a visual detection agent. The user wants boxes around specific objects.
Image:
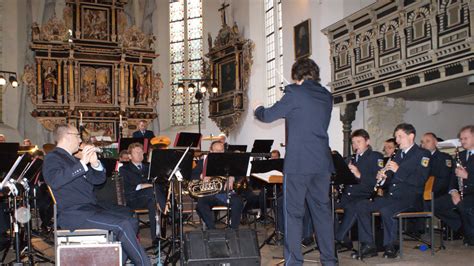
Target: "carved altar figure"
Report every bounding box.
[134,67,149,104]
[43,66,57,100]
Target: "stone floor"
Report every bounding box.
[3,215,474,265]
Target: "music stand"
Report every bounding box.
[118,137,149,153]
[251,139,274,154]
[250,159,284,248]
[148,148,193,265]
[205,152,251,227]
[329,151,359,259]
[0,143,20,177]
[227,145,247,153]
[173,132,202,148]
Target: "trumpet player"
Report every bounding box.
[435,125,474,245]
[195,141,244,230]
[43,124,150,266]
[352,123,430,259]
[335,129,383,251]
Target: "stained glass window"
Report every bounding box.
[265,0,283,106]
[170,0,203,126]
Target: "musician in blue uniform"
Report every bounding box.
[132,120,155,139]
[353,123,430,259]
[253,58,336,266]
[335,129,383,250]
[435,125,474,245]
[119,142,166,243]
[43,124,150,266]
[196,141,244,229]
[421,133,454,198]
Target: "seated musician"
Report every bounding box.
[435,125,474,246]
[335,129,383,250]
[352,123,430,259]
[420,132,454,199]
[119,149,131,163]
[43,124,150,266]
[383,138,397,158]
[119,142,166,244]
[196,141,244,229]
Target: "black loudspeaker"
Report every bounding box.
[184,229,260,265]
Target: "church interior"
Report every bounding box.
[1,0,474,265]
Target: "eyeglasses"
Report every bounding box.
[67,132,81,136]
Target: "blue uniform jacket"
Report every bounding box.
[42,147,106,229]
[430,150,454,198]
[254,80,334,176]
[385,144,431,201]
[119,162,150,203]
[132,130,155,139]
[345,149,384,198]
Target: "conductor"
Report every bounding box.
[42,124,150,265]
[253,58,336,265]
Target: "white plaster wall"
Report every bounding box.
[156,0,376,154]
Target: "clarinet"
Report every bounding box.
[454,147,465,200]
[370,149,398,200]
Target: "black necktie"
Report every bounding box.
[137,164,142,171]
[401,152,406,159]
[468,151,472,161]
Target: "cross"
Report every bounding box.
[218,2,230,26]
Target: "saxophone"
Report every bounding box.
[454,147,465,200]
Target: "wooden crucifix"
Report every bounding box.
[218,2,230,26]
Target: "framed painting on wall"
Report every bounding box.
[294,19,311,60]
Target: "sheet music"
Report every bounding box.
[251,170,283,183]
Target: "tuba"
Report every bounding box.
[187,177,224,198]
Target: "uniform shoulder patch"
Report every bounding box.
[421,157,430,167]
[377,159,384,168]
[446,159,452,168]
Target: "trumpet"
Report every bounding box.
[454,147,465,199]
[78,146,103,153]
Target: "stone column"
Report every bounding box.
[340,102,359,157]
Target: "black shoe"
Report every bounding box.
[301,236,315,247]
[383,245,399,259]
[358,243,378,259]
[335,240,353,252]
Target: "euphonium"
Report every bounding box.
[187,177,224,198]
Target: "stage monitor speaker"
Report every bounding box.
[184,229,260,266]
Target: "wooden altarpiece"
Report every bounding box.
[22,0,162,140]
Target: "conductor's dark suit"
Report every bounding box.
[255,80,336,266]
[120,162,166,240]
[435,150,474,243]
[354,145,431,247]
[43,148,150,266]
[335,149,383,242]
[132,130,155,139]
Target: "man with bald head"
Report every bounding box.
[43,124,150,265]
[421,132,454,198]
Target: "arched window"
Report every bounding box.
[339,46,348,67]
[385,28,396,50]
[447,3,461,27]
[413,16,425,40]
[170,0,203,126]
[360,36,371,59]
[265,0,283,106]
